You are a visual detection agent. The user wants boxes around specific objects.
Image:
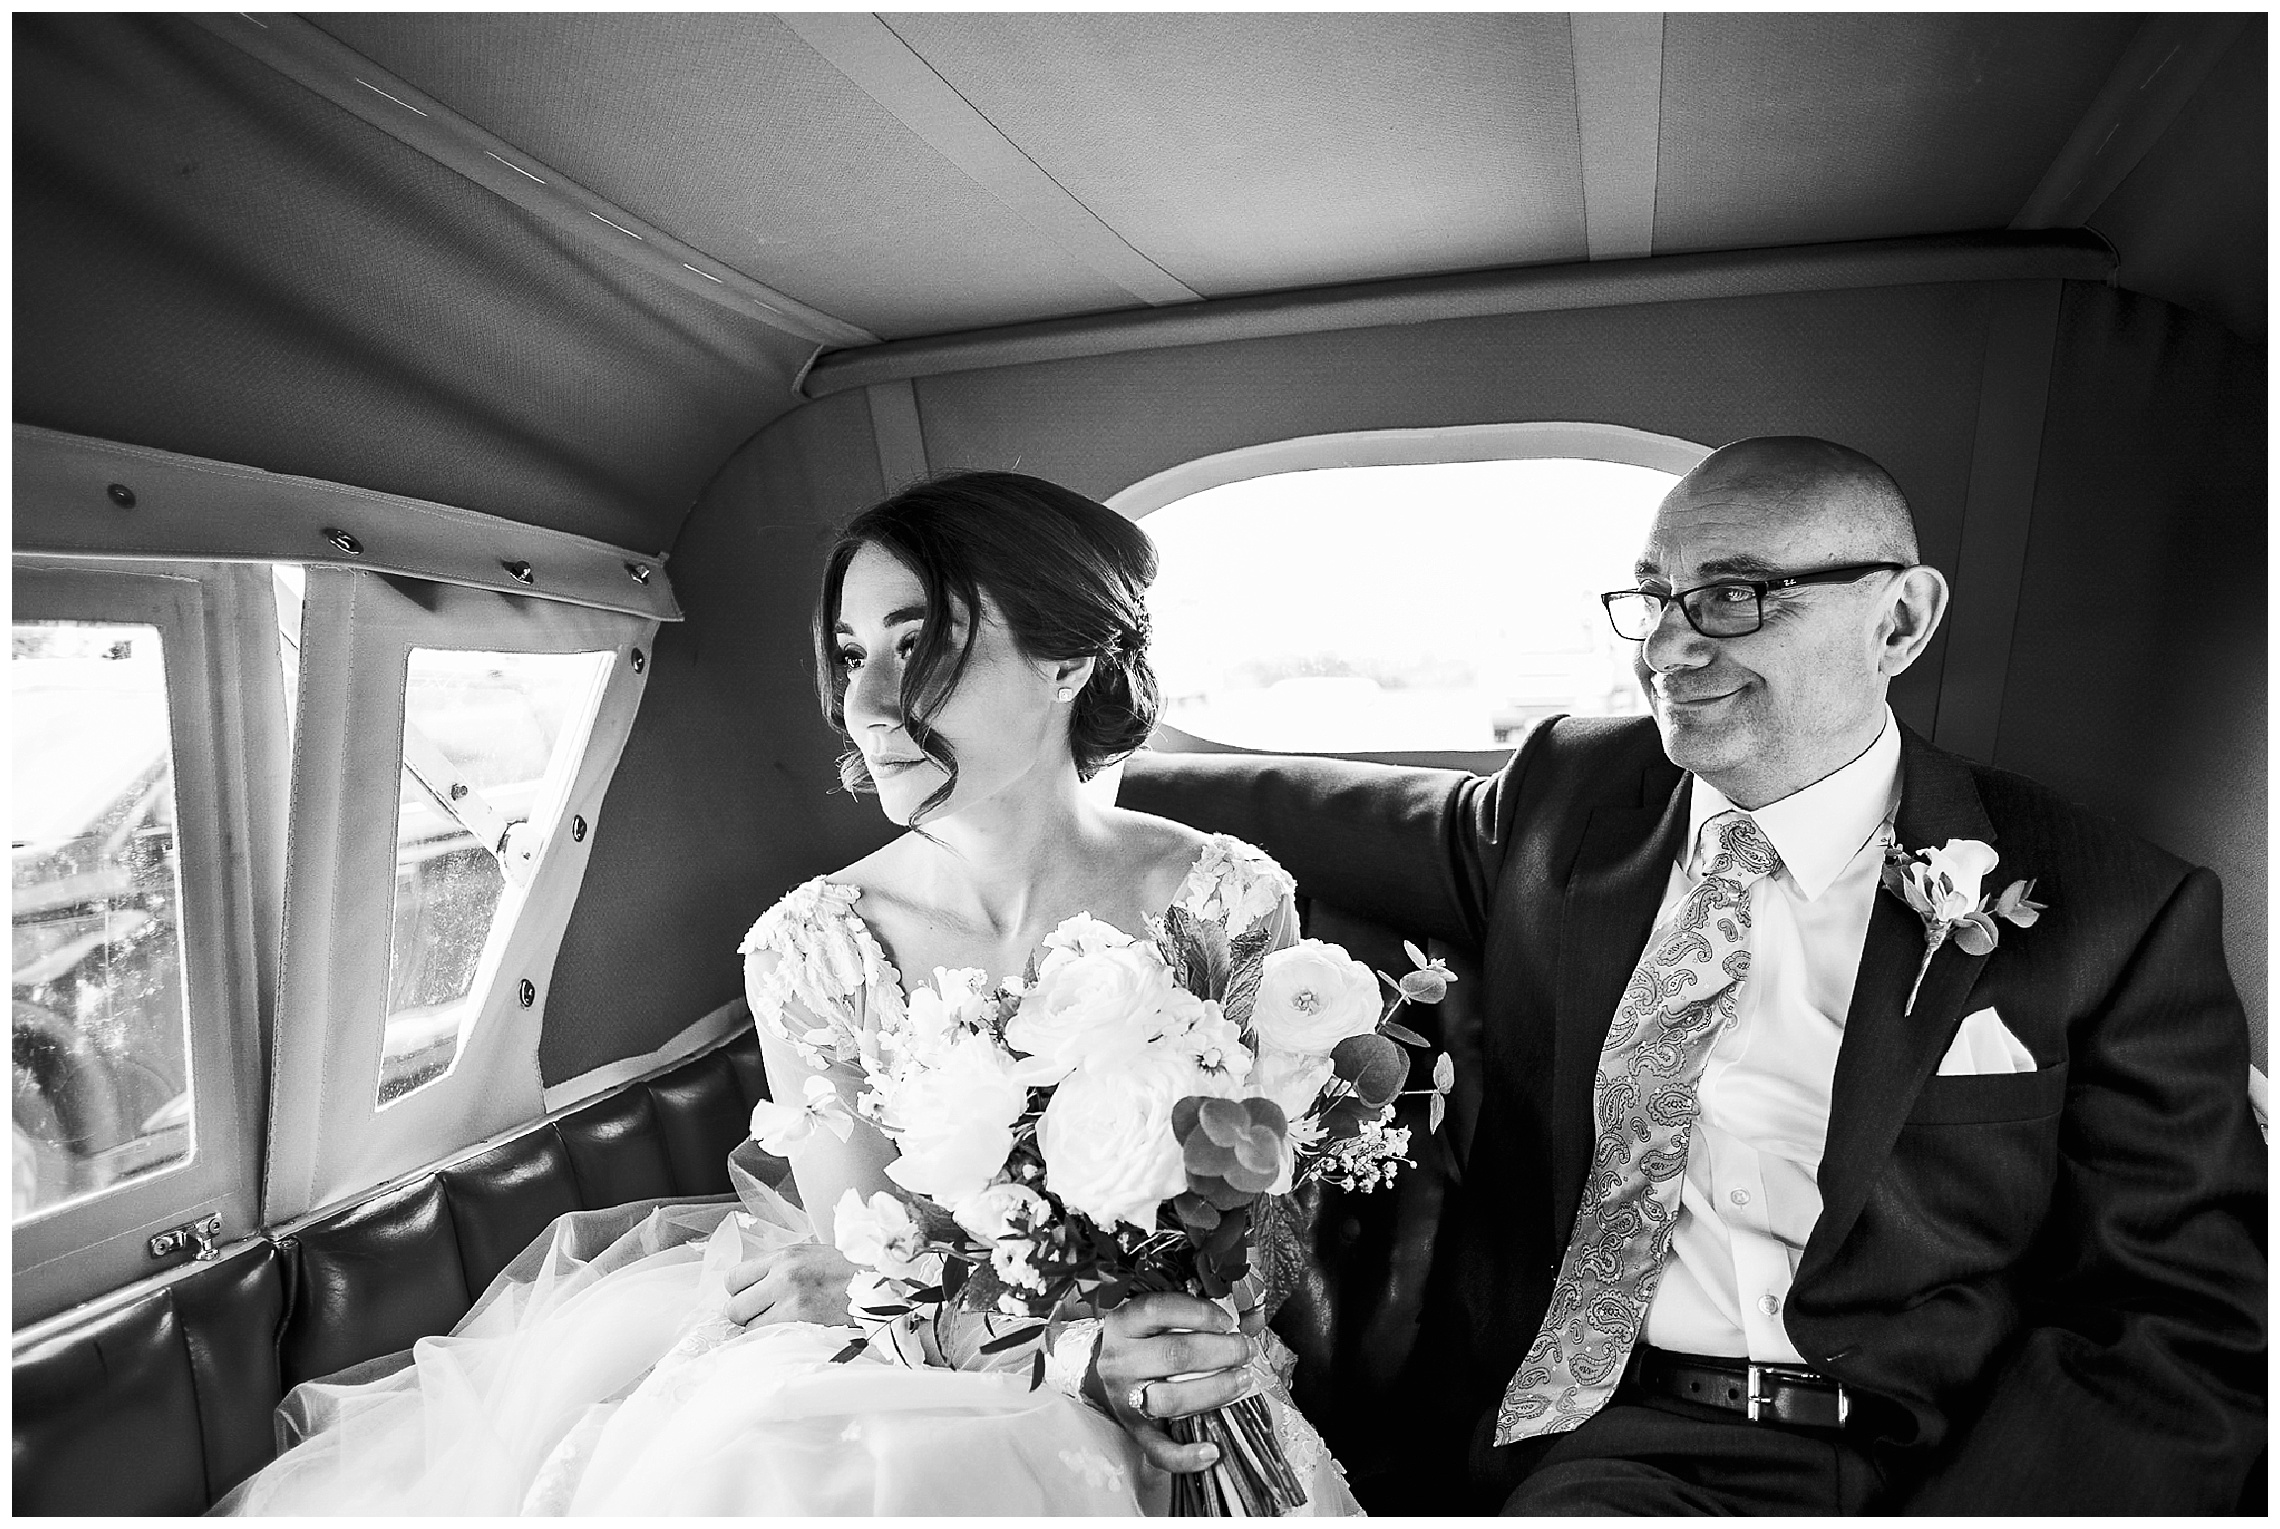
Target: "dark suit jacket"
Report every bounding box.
[1124,716,2265,1513]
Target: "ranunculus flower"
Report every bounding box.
[879,1029,1029,1207]
[1250,940,1383,1056]
[1037,1043,1202,1230]
[833,1189,936,1283]
[1005,943,1172,1084]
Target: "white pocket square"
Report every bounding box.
[1936,1006,2037,1076]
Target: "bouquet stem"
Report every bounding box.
[1167,1394,1307,1516]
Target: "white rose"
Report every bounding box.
[833,1189,936,1283]
[1005,943,1172,1084]
[1911,838,2001,922]
[880,1029,1029,1207]
[1250,940,1383,1056]
[1038,1043,1204,1230]
[1035,913,1138,979]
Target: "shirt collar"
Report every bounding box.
[1686,708,1903,901]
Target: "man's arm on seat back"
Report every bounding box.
[1120,720,1556,951]
[1903,866,2268,1513]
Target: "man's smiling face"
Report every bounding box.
[1631,463,1910,808]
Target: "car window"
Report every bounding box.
[380,649,614,1105]
[1142,457,1671,754]
[12,621,193,1221]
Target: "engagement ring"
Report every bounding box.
[1125,1381,1153,1417]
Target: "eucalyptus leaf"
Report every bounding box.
[1432,1052,1455,1091]
[1382,1020,1429,1048]
[1428,1093,1447,1134]
[830,1338,870,1365]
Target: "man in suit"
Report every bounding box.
[1122,437,2265,1512]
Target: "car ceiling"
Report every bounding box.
[13,12,2264,558]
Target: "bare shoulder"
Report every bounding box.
[1100,806,1214,910]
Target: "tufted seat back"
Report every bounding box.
[12,1031,773,1514]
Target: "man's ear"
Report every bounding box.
[1877,567,1949,677]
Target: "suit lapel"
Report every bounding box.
[1549,754,1689,1244]
[1800,726,1999,1282]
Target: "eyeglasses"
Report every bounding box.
[1601,562,1909,640]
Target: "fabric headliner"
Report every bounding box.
[312,12,1144,340]
[2088,23,2268,341]
[13,14,808,554]
[880,11,1590,296]
[1654,14,2142,255]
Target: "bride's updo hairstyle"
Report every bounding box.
[815,470,1160,819]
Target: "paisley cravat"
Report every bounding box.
[1496,809,1784,1444]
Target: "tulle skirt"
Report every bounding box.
[215,1158,1358,1515]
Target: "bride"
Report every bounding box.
[220,471,1361,1515]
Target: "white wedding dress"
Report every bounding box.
[218,833,1360,1516]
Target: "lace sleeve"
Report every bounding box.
[738,879,902,1074]
[1178,835,1300,957]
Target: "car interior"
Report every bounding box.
[11,12,2265,1514]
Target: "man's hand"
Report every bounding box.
[1088,1292,1257,1475]
[723,1241,859,1327]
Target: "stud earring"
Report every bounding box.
[1054,687,1075,702]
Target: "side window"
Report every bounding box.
[264,572,655,1224]
[13,619,192,1216]
[11,564,279,1326]
[382,649,613,1104]
[1124,427,1704,762]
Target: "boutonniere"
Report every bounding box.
[1881,838,2045,1014]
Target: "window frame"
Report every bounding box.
[1114,422,1710,768]
[10,561,281,1326]
[263,569,657,1225]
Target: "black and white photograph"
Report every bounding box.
[11,9,2266,1516]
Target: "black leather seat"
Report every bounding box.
[12,1031,775,1514]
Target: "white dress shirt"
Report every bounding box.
[1640,709,1903,1363]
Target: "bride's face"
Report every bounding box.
[833,542,1069,826]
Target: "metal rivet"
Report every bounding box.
[502,560,535,585]
[625,562,652,585]
[630,648,646,674]
[448,782,468,801]
[519,979,536,1008]
[106,483,137,508]
[324,528,363,555]
[571,815,587,842]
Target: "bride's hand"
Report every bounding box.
[1088,1292,1257,1475]
[724,1242,860,1327]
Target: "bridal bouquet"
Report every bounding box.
[752,903,1455,1516]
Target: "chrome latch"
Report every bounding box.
[149,1213,222,1262]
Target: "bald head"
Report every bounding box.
[1630,434,1949,808]
[1673,436,1919,565]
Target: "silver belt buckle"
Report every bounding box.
[1746,1361,1849,1425]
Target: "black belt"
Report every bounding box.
[1622,1346,1852,1430]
